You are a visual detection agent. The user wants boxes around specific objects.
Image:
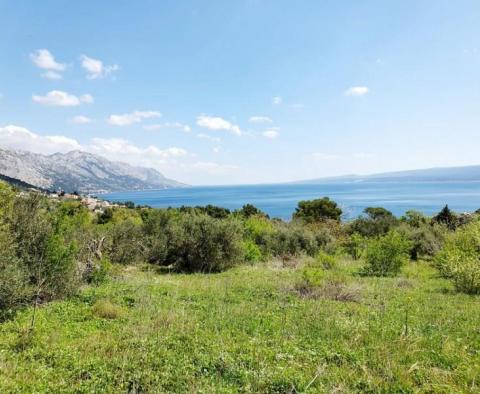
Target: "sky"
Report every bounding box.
[0,0,479,185]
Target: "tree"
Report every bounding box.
[349,207,397,237]
[235,204,268,218]
[433,205,457,230]
[401,210,428,228]
[293,197,342,223]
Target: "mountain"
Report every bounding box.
[294,165,480,184]
[0,147,185,193]
[0,173,45,191]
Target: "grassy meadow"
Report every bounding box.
[1,258,479,393]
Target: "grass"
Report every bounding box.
[0,258,479,393]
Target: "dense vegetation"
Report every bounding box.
[1,183,480,391]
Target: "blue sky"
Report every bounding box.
[0,0,479,185]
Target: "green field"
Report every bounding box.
[1,259,479,393]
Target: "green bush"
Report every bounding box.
[315,250,337,269]
[142,209,183,265]
[0,225,30,319]
[398,222,446,260]
[243,240,263,263]
[107,218,144,265]
[270,223,319,258]
[172,213,244,272]
[362,231,411,277]
[89,257,112,285]
[293,197,342,223]
[435,221,480,294]
[342,233,365,260]
[349,207,398,238]
[8,193,79,301]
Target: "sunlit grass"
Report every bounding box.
[0,259,479,392]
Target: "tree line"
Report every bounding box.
[1,181,479,320]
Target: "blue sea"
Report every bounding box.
[102,181,480,220]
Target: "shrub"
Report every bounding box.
[349,207,398,237]
[8,193,79,301]
[293,197,342,223]
[435,221,480,294]
[92,299,124,319]
[0,225,30,318]
[89,257,112,285]
[315,251,337,270]
[107,218,144,265]
[362,231,411,277]
[342,233,365,260]
[243,215,276,257]
[401,210,429,228]
[172,213,244,272]
[142,209,183,265]
[243,240,263,263]
[296,268,361,302]
[398,223,446,260]
[270,223,319,258]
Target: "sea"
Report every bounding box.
[101,181,480,220]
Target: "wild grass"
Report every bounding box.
[0,258,479,393]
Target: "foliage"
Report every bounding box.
[433,205,458,230]
[401,210,429,228]
[293,197,342,223]
[107,218,144,265]
[315,250,337,269]
[397,222,446,260]
[362,231,411,277]
[0,225,30,319]
[235,203,268,218]
[242,240,263,263]
[435,221,480,294]
[342,233,365,260]
[270,222,319,258]
[349,207,398,237]
[180,204,231,219]
[172,213,244,272]
[92,299,124,319]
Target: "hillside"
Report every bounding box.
[0,147,185,193]
[296,165,480,184]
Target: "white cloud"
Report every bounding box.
[89,137,186,164]
[0,125,81,154]
[32,91,94,107]
[196,115,241,136]
[212,147,220,153]
[249,116,273,124]
[272,96,282,105]
[196,133,221,142]
[0,124,243,182]
[345,86,369,96]
[71,115,92,124]
[107,110,161,126]
[262,129,279,139]
[144,122,191,133]
[81,55,119,80]
[42,71,63,80]
[30,49,66,72]
[0,124,186,169]
[311,152,342,161]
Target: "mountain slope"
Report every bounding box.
[294,165,480,184]
[0,147,185,193]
